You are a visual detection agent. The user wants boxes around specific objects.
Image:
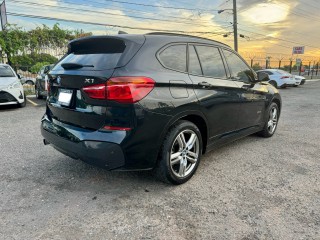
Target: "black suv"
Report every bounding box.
[41,33,281,184]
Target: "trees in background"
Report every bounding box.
[0,23,92,67]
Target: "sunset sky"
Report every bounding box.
[5,0,320,58]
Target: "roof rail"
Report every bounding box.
[146,32,230,47]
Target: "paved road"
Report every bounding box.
[1,81,319,239]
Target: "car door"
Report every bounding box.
[188,44,241,141]
[222,49,268,130]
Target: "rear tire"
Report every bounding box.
[155,120,202,185]
[26,80,34,85]
[269,80,277,88]
[35,86,43,99]
[258,102,279,138]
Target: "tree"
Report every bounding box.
[30,62,50,74]
[252,63,262,71]
[0,23,92,67]
[0,24,28,65]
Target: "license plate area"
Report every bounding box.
[58,89,73,106]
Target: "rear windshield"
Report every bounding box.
[54,38,126,71]
[55,53,122,71]
[0,65,15,77]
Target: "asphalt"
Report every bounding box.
[0,81,319,239]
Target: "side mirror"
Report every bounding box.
[257,72,269,82]
[17,74,22,79]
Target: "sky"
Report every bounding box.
[4,0,320,59]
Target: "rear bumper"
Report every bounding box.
[41,116,126,170]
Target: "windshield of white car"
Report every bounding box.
[0,66,15,77]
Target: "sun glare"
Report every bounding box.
[242,3,289,24]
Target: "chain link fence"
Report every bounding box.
[242,52,320,78]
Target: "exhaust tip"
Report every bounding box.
[43,139,50,145]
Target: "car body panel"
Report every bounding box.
[42,34,282,171]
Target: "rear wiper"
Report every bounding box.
[61,63,94,69]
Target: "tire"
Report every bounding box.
[269,80,277,88]
[26,80,34,85]
[35,86,43,99]
[18,94,26,108]
[155,120,203,185]
[258,102,279,138]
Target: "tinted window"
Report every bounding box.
[0,65,15,77]
[223,50,253,83]
[188,45,202,75]
[159,45,187,72]
[195,46,226,78]
[56,53,122,71]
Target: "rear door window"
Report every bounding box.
[195,45,227,78]
[158,44,187,72]
[188,45,202,76]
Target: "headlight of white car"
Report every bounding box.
[7,81,21,90]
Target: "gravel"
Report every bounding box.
[0,81,319,240]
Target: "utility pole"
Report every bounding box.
[233,0,238,52]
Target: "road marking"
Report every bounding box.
[26,98,39,106]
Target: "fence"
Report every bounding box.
[241,52,320,78]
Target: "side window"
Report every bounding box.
[266,71,273,75]
[159,44,187,72]
[195,45,227,78]
[223,49,254,83]
[188,45,202,76]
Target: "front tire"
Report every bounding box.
[18,94,26,108]
[155,120,202,185]
[258,102,279,138]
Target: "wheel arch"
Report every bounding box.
[159,110,209,155]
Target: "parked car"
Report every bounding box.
[0,64,26,107]
[41,33,281,184]
[35,64,54,99]
[19,75,36,85]
[294,75,306,85]
[256,69,300,88]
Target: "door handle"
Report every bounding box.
[198,81,212,88]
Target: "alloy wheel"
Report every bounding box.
[170,129,200,178]
[267,107,278,134]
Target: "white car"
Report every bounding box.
[256,69,300,88]
[294,75,306,85]
[0,64,26,107]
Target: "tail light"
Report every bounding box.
[82,77,155,103]
[281,76,289,79]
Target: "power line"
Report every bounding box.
[97,0,219,12]
[238,27,320,50]
[10,0,232,29]
[7,12,229,36]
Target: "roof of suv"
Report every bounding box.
[69,32,231,49]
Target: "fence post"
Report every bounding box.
[308,61,311,76]
[311,61,315,79]
[250,59,253,68]
[278,60,281,69]
[299,61,302,76]
[316,62,319,76]
[289,60,293,73]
